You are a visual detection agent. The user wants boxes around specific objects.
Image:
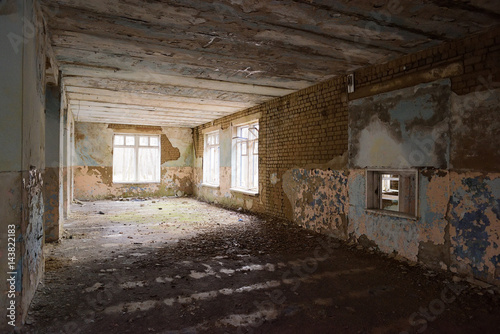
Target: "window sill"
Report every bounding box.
[230,188,259,196]
[365,209,418,220]
[202,183,220,189]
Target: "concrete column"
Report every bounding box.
[59,106,68,218]
[44,84,61,242]
[59,105,74,218]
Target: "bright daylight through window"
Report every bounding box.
[366,169,417,217]
[113,134,160,183]
[203,131,220,186]
[232,121,259,193]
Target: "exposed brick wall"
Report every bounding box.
[353,26,500,96]
[161,134,180,164]
[194,76,349,219]
[194,25,499,220]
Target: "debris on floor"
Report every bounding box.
[24,198,500,334]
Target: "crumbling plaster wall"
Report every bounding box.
[73,122,193,200]
[447,86,500,282]
[346,28,500,284]
[348,80,454,266]
[193,27,500,285]
[1,0,47,329]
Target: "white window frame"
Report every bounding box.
[203,130,220,187]
[112,133,161,184]
[366,169,418,219]
[231,120,259,195]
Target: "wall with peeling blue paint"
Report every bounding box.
[449,173,500,282]
[348,80,500,284]
[282,168,348,238]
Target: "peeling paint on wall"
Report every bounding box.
[74,166,193,200]
[194,166,263,212]
[74,123,194,199]
[283,168,348,238]
[347,77,500,285]
[349,79,451,169]
[161,127,194,168]
[448,172,500,282]
[161,134,181,164]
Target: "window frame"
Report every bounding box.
[366,169,418,219]
[231,120,259,195]
[112,133,161,184]
[203,130,220,187]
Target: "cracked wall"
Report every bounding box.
[73,122,194,199]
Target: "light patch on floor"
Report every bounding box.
[218,308,279,327]
[112,279,283,314]
[314,298,333,306]
[219,288,234,295]
[120,281,147,289]
[130,253,148,257]
[220,268,235,275]
[234,280,281,293]
[104,234,124,238]
[84,282,103,293]
[192,262,278,279]
[102,243,120,248]
[104,300,159,314]
[156,277,174,283]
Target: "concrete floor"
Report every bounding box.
[24,198,500,334]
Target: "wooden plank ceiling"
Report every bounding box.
[41,0,500,127]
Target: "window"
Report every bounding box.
[113,134,160,183]
[366,169,417,217]
[232,121,259,193]
[203,131,220,186]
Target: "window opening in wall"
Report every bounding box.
[381,174,399,211]
[113,134,160,183]
[232,121,259,193]
[367,169,417,218]
[203,131,220,186]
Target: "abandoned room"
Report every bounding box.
[1,0,500,333]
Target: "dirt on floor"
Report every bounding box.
[20,197,500,334]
